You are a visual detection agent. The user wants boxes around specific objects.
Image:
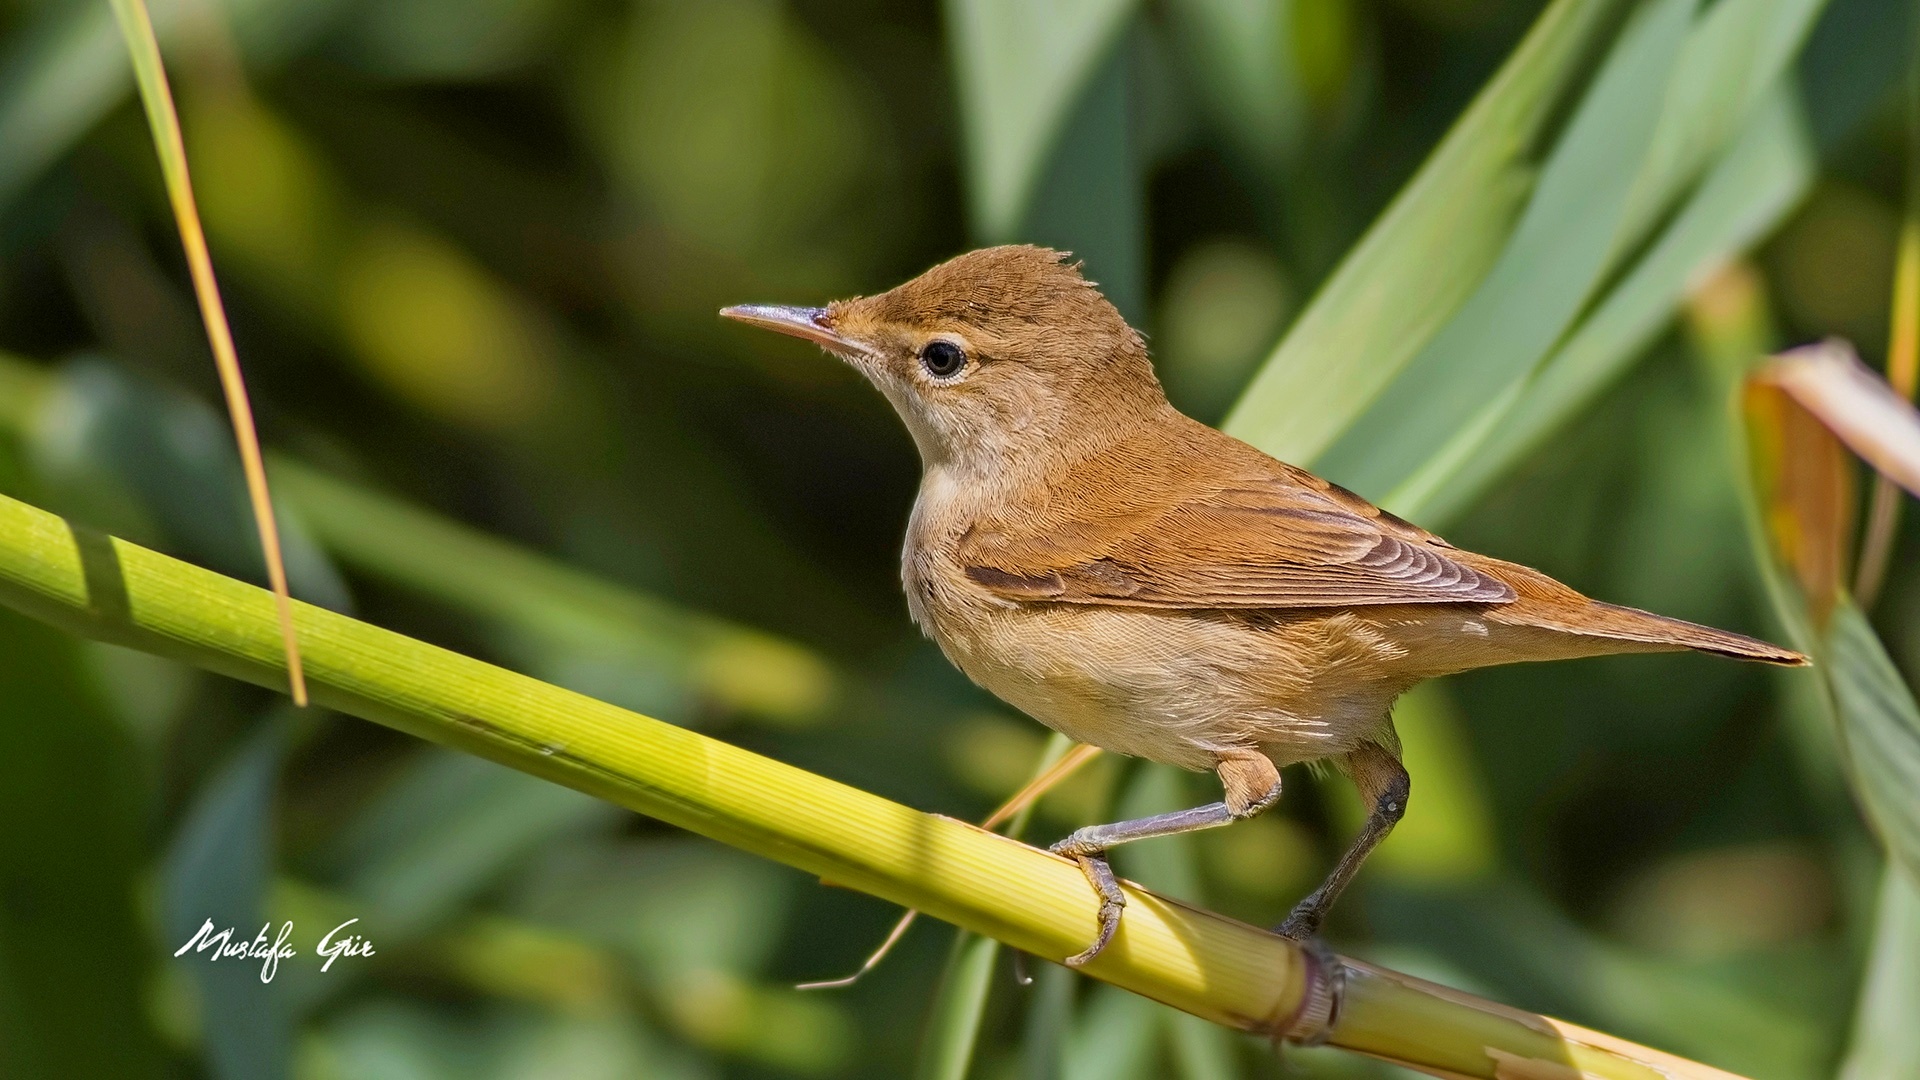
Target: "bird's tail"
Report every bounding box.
[1560,602,1807,665]
[1470,557,1807,665]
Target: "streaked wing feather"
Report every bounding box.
[959,447,1515,609]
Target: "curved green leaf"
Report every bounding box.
[1223,0,1626,463]
[1313,0,1697,497]
[1839,870,1920,1080]
[1115,768,1240,1080]
[1161,0,1306,174]
[915,931,1004,1080]
[162,714,294,1080]
[0,608,160,1077]
[1407,86,1816,524]
[0,0,347,210]
[1822,604,1920,887]
[914,733,1075,1080]
[944,0,1139,241]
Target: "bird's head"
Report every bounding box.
[722,246,1166,471]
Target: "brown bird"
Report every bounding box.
[722,245,1804,966]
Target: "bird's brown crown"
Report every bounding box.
[844,246,1108,325]
[829,245,1153,376]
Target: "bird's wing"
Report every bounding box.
[957,442,1516,609]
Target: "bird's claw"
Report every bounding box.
[1275,898,1324,941]
[1048,830,1098,859]
[1057,849,1124,967]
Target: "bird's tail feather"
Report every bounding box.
[1526,601,1806,665]
[1466,554,1807,666]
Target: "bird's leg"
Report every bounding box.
[1277,742,1408,940]
[1051,751,1280,967]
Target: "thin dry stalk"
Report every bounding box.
[107,0,305,704]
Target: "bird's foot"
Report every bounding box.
[1275,897,1325,941]
[1051,836,1124,967]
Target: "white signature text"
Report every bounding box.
[173,919,375,983]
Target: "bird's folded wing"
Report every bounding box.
[959,468,1516,609]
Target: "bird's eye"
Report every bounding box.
[919,340,967,379]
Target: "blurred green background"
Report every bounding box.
[0,0,1916,1077]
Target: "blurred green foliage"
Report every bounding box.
[0,0,1917,1077]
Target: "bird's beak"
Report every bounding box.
[720,304,864,356]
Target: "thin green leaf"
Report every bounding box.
[0,0,341,209]
[0,608,162,1076]
[272,458,837,725]
[943,0,1139,241]
[1020,963,1075,1080]
[1313,0,1697,497]
[1062,985,1160,1080]
[1615,0,1825,248]
[916,932,1004,1080]
[1398,0,1832,517]
[329,750,618,943]
[1228,0,1830,524]
[1821,604,1920,887]
[162,713,294,1080]
[1407,86,1816,524]
[914,734,1076,1080]
[1223,0,1627,462]
[1018,46,1146,322]
[1161,0,1306,174]
[1113,767,1237,1080]
[31,359,352,611]
[0,349,840,726]
[1838,870,1920,1080]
